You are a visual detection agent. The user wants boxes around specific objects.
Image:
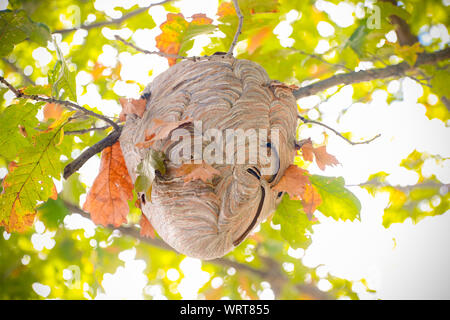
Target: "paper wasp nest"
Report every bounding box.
[120,55,298,260]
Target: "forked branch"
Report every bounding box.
[298,115,381,146]
[227,0,244,56]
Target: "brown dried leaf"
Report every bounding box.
[139,214,155,239]
[174,162,220,184]
[301,139,314,162]
[313,145,339,171]
[300,140,339,171]
[83,141,133,227]
[119,97,147,122]
[135,117,192,149]
[273,164,310,199]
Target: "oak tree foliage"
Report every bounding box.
[0,0,448,299]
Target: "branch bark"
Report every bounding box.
[293,47,450,99]
[63,126,122,179]
[298,115,381,145]
[227,0,244,56]
[0,76,119,131]
[53,0,174,34]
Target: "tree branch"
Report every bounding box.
[290,48,352,72]
[292,47,450,99]
[227,0,244,56]
[53,0,174,34]
[63,126,122,179]
[0,76,119,131]
[348,180,450,191]
[0,76,123,180]
[62,200,332,300]
[298,115,381,145]
[64,125,111,135]
[115,35,197,61]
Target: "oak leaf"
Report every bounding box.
[135,117,192,149]
[83,141,133,227]
[300,138,314,162]
[313,145,339,171]
[156,13,214,66]
[119,97,147,122]
[300,139,339,170]
[248,26,272,55]
[139,214,155,239]
[43,103,63,121]
[273,164,310,199]
[173,162,220,184]
[217,1,235,18]
[301,184,322,220]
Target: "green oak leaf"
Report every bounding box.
[310,175,361,221]
[0,116,68,223]
[272,194,314,249]
[0,101,41,159]
[38,198,70,229]
[0,10,51,57]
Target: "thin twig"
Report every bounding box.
[298,115,381,145]
[115,35,197,61]
[64,125,111,135]
[290,48,352,72]
[347,181,450,191]
[227,0,244,56]
[0,76,119,131]
[53,0,174,34]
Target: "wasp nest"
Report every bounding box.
[120,55,298,260]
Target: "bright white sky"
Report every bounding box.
[1,0,449,300]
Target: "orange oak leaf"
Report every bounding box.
[139,214,155,239]
[156,13,213,66]
[312,145,339,171]
[135,117,192,149]
[273,164,310,199]
[300,139,339,170]
[83,141,133,227]
[49,183,58,200]
[156,13,189,66]
[270,81,299,91]
[191,13,213,25]
[0,209,36,233]
[248,26,272,55]
[43,103,63,121]
[91,62,107,81]
[119,97,147,122]
[217,1,235,18]
[301,184,322,220]
[300,139,314,162]
[173,162,220,184]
